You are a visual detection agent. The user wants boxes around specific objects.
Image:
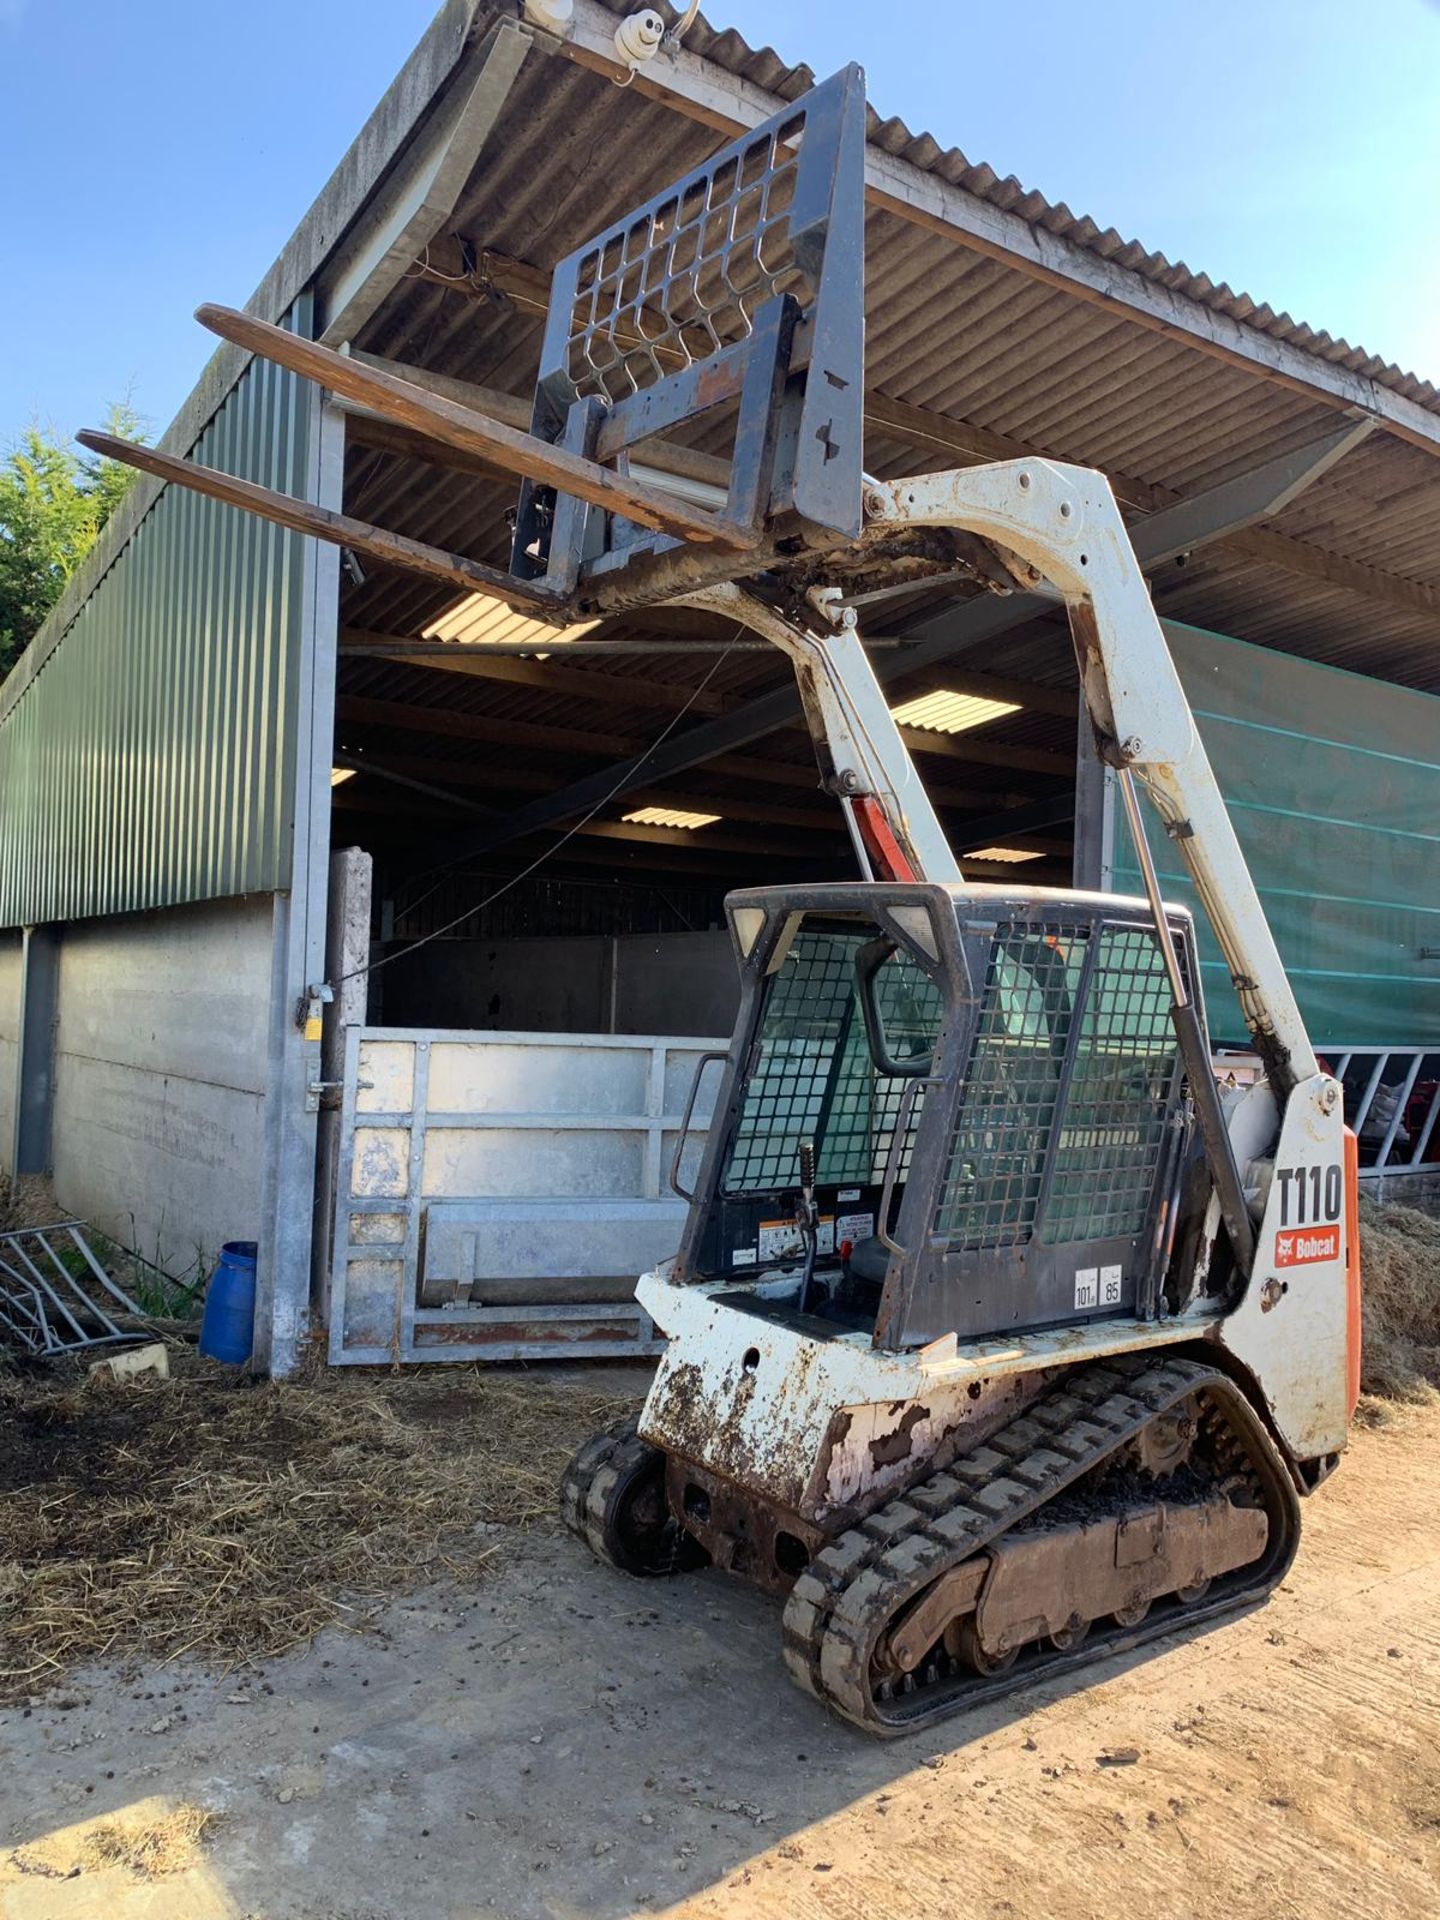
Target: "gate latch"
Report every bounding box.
[298,982,334,1041]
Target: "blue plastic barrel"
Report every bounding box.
[199,1240,258,1364]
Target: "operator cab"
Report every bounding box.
[673,881,1200,1352]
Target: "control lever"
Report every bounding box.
[794,1137,820,1316]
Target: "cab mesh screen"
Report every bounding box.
[722,929,941,1195]
[1041,925,1179,1244]
[935,922,1180,1249]
[935,928,1089,1246]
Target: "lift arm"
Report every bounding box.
[685,463,1314,1102]
[673,581,962,887]
[862,461,1316,1095]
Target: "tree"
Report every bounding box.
[0,404,146,682]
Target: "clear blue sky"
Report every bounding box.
[2,0,1437,448]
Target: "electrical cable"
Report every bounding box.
[401,242,478,287]
[327,628,742,991]
[668,0,702,42]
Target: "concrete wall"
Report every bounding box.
[0,930,20,1171]
[51,894,276,1277]
[381,930,740,1039]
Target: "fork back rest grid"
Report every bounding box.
[513,64,867,592]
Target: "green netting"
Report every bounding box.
[1110,622,1440,1048]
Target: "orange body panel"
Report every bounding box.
[1344,1127,1362,1419]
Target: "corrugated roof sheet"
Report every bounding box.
[598,0,1437,415]
[337,32,1440,694]
[318,10,1440,893]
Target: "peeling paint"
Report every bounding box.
[868,1402,930,1469]
[636,1268,1211,1520]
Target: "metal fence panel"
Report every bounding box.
[1325,1046,1440,1187]
[1112,619,1440,1048]
[0,308,316,928]
[329,1026,727,1364]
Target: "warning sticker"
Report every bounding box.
[1274,1225,1340,1268]
[835,1211,875,1248]
[758,1216,836,1262]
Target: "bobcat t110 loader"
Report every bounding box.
[81,63,1362,1738]
[559,475,1362,1732]
[541,78,1363,1737]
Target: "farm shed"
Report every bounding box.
[1,0,1436,1374]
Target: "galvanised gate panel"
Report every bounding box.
[329,1026,726,1363]
[0,309,317,928]
[1114,620,1440,1048]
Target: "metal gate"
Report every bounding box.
[327,1026,725,1363]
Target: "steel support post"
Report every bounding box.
[253,389,345,1377]
[312,845,373,1333]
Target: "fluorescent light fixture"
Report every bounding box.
[423,592,600,649]
[968,845,1044,864]
[622,806,722,830]
[889,689,1020,734]
[330,767,357,787]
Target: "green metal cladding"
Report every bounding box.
[1115,620,1440,1048]
[0,318,316,929]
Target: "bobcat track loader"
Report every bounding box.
[83,63,1362,1737]
[559,475,1361,1733]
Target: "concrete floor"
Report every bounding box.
[1,1408,1438,1920]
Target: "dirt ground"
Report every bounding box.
[0,1393,1436,1920]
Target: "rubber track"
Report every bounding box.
[559,1414,652,1573]
[781,1353,1300,1735]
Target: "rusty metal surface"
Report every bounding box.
[663,1454,820,1596]
[885,1560,988,1674]
[974,1496,1269,1657]
[634,1264,1213,1522]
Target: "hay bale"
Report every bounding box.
[1359,1197,1440,1406]
[0,1355,640,1702]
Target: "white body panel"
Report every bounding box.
[637,1264,1216,1519]
[1217,1074,1350,1459]
[864,462,1318,1083]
